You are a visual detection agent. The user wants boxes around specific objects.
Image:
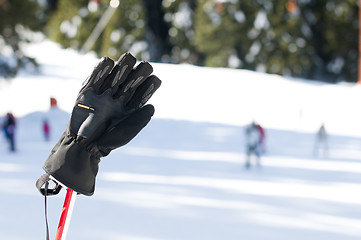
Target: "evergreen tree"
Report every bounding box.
[256,0,313,77]
[102,0,146,59]
[46,0,147,60]
[0,0,43,78]
[192,0,358,82]
[162,0,203,64]
[194,0,248,67]
[300,0,358,81]
[45,0,359,82]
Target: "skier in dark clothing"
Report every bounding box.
[2,112,16,152]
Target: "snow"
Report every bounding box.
[1,39,361,240]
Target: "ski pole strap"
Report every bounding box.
[36,174,63,240]
[44,180,50,240]
[36,173,62,196]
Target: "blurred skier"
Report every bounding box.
[245,121,264,169]
[256,123,266,154]
[314,123,328,157]
[42,118,50,141]
[2,112,16,152]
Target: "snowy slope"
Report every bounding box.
[1,39,361,137]
[1,39,361,240]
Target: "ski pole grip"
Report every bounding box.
[36,173,62,196]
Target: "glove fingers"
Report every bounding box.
[82,57,114,94]
[100,53,137,94]
[98,104,155,149]
[113,61,153,99]
[127,75,161,109]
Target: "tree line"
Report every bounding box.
[0,0,359,82]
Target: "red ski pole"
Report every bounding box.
[55,188,77,240]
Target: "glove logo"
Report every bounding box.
[77,103,95,111]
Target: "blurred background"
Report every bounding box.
[1,1,361,240]
[0,0,359,82]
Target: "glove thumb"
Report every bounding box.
[96,104,155,157]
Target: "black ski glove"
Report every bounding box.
[41,53,161,196]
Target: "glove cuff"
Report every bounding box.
[42,132,100,196]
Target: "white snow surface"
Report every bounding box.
[1,39,361,240]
